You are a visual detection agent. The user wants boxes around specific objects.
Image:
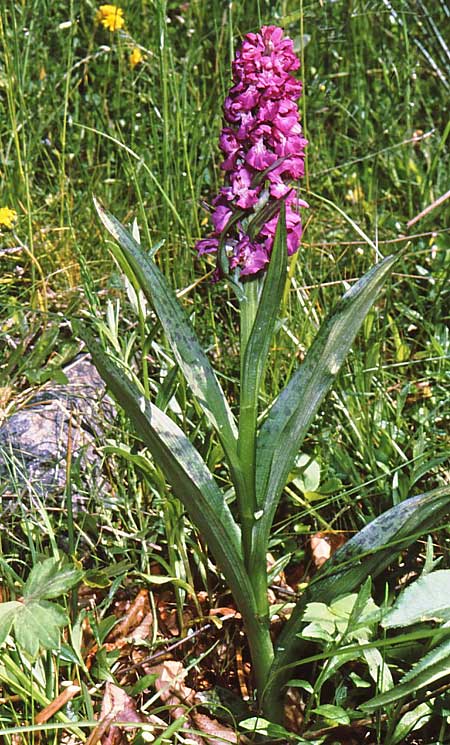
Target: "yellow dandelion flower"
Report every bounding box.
[95,4,125,32]
[130,47,144,69]
[0,207,17,230]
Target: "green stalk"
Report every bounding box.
[236,277,275,701]
[237,279,260,563]
[239,279,260,360]
[244,608,274,703]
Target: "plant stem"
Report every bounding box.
[239,279,260,361]
[248,550,274,698]
[235,278,276,708]
[243,603,274,705]
[237,279,260,563]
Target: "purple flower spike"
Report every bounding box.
[196,25,308,279]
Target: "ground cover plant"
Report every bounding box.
[0,1,449,744]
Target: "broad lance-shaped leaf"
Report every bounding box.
[93,198,238,463]
[241,204,287,407]
[83,328,260,625]
[361,637,450,711]
[262,485,450,714]
[251,253,398,572]
[237,207,287,509]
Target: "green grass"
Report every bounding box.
[0,0,449,742]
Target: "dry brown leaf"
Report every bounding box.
[406,380,432,403]
[191,712,237,744]
[208,607,240,620]
[235,641,250,701]
[158,601,180,637]
[284,686,304,733]
[266,552,287,585]
[130,611,153,640]
[11,736,26,745]
[310,531,346,568]
[86,682,145,745]
[87,591,154,673]
[107,590,151,642]
[152,659,194,716]
[151,661,237,744]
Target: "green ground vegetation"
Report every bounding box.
[0,1,449,742]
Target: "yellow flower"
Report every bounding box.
[0,207,17,230]
[130,47,144,69]
[95,4,125,32]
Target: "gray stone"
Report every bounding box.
[0,355,113,507]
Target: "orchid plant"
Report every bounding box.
[81,26,450,724]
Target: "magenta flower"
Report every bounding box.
[196,25,308,279]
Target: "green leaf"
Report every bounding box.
[23,557,83,601]
[0,657,84,738]
[129,673,159,696]
[303,602,337,625]
[312,704,350,725]
[13,600,67,658]
[0,560,77,658]
[0,602,21,645]
[321,647,371,689]
[346,577,373,632]
[302,621,334,643]
[93,199,238,465]
[422,534,441,575]
[362,646,394,692]
[264,485,450,712]
[349,672,371,688]
[286,679,314,694]
[382,569,450,628]
[103,443,157,478]
[240,203,287,428]
[82,328,260,629]
[252,253,399,572]
[301,592,378,646]
[84,570,112,589]
[291,454,321,494]
[361,637,450,711]
[390,703,431,745]
[240,716,312,742]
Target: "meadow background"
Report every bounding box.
[0,0,449,742]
